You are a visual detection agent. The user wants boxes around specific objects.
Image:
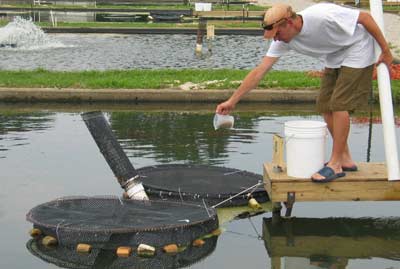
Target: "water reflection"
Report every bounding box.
[27,236,218,269]
[109,112,260,165]
[263,217,400,268]
[0,112,55,158]
[0,107,398,165]
[1,105,400,269]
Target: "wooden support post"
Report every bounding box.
[272,134,285,173]
[284,192,295,217]
[272,202,282,224]
[206,24,215,39]
[196,18,206,54]
[206,24,215,53]
[271,257,281,269]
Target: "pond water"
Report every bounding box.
[1,103,400,269]
[0,18,323,71]
[0,33,323,71]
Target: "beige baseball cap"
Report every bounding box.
[262,3,294,39]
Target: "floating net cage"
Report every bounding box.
[138,164,268,206]
[27,196,219,248]
[27,234,217,269]
[25,110,268,267]
[81,111,268,207]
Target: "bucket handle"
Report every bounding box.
[285,134,295,144]
[285,133,328,144]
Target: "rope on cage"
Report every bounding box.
[223,170,241,176]
[178,187,184,202]
[55,220,65,242]
[248,216,262,240]
[211,181,264,208]
[202,199,212,217]
[224,230,261,240]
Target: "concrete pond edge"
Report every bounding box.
[0,87,321,103]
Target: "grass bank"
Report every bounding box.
[0,69,319,89]
[0,3,266,11]
[32,21,261,29]
[0,69,399,102]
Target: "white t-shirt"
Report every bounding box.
[266,3,375,68]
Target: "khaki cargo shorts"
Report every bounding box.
[316,65,374,113]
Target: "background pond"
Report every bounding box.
[1,104,400,269]
[0,18,323,71]
[0,30,323,71]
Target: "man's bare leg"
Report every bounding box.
[323,112,356,169]
[312,111,351,180]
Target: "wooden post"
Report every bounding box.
[206,24,215,53]
[196,18,206,54]
[206,24,215,39]
[272,134,285,172]
[271,257,281,269]
[242,5,245,23]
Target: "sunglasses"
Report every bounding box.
[261,18,287,31]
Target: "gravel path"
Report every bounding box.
[256,0,400,59]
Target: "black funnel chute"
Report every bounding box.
[81,111,268,206]
[82,111,136,187]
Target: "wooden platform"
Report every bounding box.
[264,162,400,202]
[263,162,400,216]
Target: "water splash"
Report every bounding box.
[0,17,65,50]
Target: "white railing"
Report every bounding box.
[370,0,400,181]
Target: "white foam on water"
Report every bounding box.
[0,17,67,50]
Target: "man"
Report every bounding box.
[215,3,393,182]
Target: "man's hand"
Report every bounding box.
[216,99,235,115]
[377,49,393,68]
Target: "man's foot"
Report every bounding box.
[341,155,357,172]
[311,166,346,183]
[341,164,358,171]
[325,162,358,172]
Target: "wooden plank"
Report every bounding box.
[263,164,273,198]
[272,134,285,170]
[271,257,281,269]
[271,181,400,201]
[263,162,400,202]
[264,162,387,182]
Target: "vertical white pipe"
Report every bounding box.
[369,0,400,180]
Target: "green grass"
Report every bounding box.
[36,21,196,28]
[0,69,318,89]
[0,4,190,10]
[0,3,266,11]
[32,20,260,29]
[383,6,400,12]
[0,69,398,102]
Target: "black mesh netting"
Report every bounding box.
[27,196,218,247]
[81,111,269,207]
[138,164,268,206]
[82,111,136,187]
[27,235,218,269]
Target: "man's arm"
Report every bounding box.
[357,11,393,66]
[216,56,278,114]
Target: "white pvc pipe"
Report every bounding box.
[369,0,400,180]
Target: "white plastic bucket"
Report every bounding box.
[284,120,327,178]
